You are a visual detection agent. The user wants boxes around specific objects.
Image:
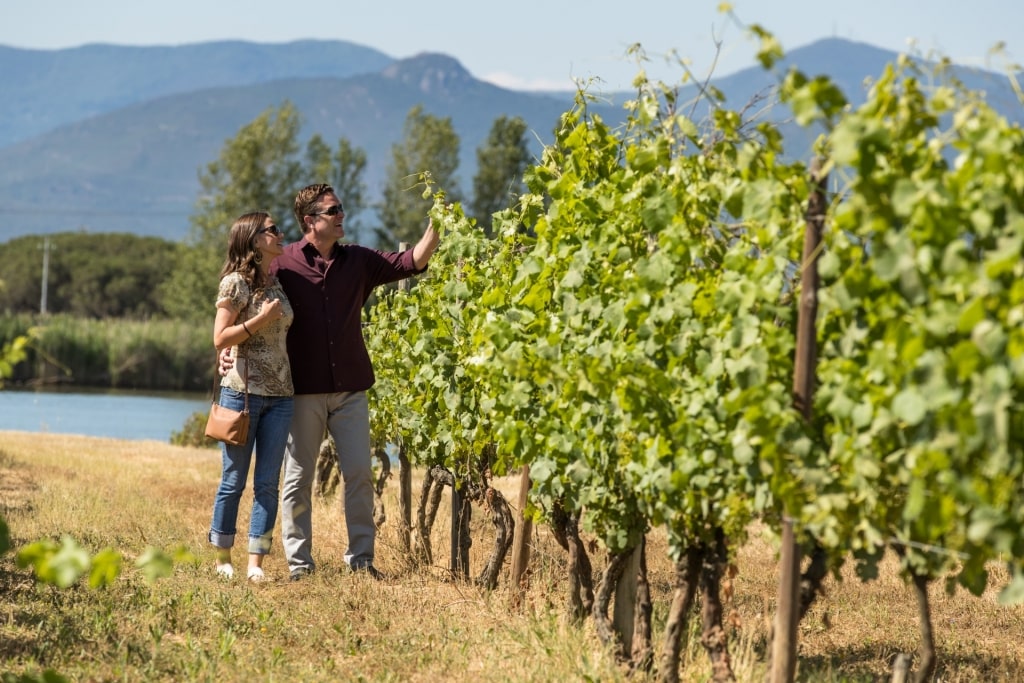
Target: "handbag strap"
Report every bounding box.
[239,347,249,413]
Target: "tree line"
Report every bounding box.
[0,101,532,323]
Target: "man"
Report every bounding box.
[270,183,439,580]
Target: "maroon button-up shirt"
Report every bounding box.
[270,238,425,395]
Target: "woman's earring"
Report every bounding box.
[254,251,263,265]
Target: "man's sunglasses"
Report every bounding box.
[257,225,282,236]
[309,203,344,217]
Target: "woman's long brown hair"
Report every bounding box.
[220,211,272,292]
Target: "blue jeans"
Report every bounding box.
[209,389,294,555]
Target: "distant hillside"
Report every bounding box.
[0,40,395,149]
[0,53,611,241]
[672,37,1023,161]
[696,37,1022,113]
[0,37,1020,243]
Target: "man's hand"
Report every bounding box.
[218,347,234,377]
[412,217,441,269]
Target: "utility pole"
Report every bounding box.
[40,236,52,315]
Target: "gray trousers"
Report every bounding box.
[280,391,374,571]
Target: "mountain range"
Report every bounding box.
[0,38,1020,243]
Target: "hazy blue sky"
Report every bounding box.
[2,1,1020,90]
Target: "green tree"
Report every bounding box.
[470,115,531,236]
[0,233,177,318]
[0,300,28,389]
[333,138,370,244]
[376,105,460,247]
[305,134,369,244]
[304,134,334,210]
[159,102,305,321]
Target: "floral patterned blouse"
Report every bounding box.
[216,272,294,397]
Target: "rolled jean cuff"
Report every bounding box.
[248,535,273,555]
[209,531,235,549]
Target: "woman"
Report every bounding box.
[208,211,294,582]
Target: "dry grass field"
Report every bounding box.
[1,430,1022,682]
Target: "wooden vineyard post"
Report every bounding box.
[772,518,800,683]
[612,543,643,653]
[771,157,827,683]
[396,443,411,553]
[510,464,533,603]
[450,481,471,579]
[396,242,412,554]
[450,482,460,576]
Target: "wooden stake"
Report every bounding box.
[770,157,827,683]
[509,464,533,601]
[396,242,412,553]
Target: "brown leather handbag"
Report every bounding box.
[204,350,249,445]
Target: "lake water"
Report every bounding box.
[0,389,209,442]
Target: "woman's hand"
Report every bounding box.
[258,298,283,322]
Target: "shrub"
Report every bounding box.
[170,410,217,448]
